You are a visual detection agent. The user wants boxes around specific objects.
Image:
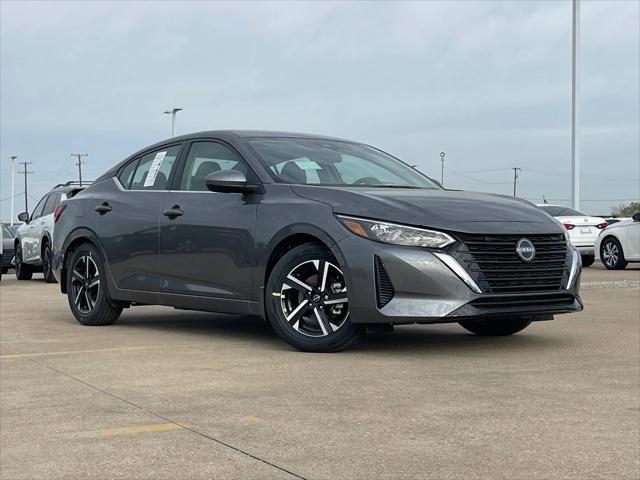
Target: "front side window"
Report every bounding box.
[30,195,48,220]
[118,158,139,189]
[249,138,439,188]
[129,145,181,190]
[180,142,248,191]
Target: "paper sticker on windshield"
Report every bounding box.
[143,151,167,187]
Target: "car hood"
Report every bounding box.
[291,186,564,235]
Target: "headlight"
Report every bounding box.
[336,215,455,248]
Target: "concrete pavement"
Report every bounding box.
[1,267,639,479]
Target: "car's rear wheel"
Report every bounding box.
[42,242,57,283]
[67,243,122,326]
[459,318,532,336]
[581,254,595,267]
[600,237,628,270]
[14,243,33,280]
[265,243,364,352]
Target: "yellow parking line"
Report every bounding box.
[0,343,210,360]
[103,423,184,436]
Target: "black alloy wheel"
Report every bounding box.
[14,243,33,280]
[42,242,57,283]
[266,243,364,352]
[67,243,122,326]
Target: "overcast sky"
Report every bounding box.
[1,0,638,220]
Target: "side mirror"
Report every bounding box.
[205,170,259,193]
[632,212,640,222]
[17,212,29,223]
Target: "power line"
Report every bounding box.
[444,166,512,185]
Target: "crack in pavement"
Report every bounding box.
[5,347,307,480]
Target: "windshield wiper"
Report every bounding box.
[365,184,423,189]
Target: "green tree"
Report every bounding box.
[611,201,640,217]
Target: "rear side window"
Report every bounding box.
[42,193,60,216]
[129,145,181,190]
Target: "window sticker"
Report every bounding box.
[144,151,167,187]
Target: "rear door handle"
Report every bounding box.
[162,206,184,218]
[94,203,112,214]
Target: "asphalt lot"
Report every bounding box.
[1,263,639,480]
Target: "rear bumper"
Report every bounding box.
[575,245,595,255]
[334,235,583,325]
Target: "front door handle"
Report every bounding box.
[162,206,184,218]
[94,203,112,214]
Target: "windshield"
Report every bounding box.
[539,206,587,216]
[248,138,439,189]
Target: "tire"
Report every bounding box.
[265,242,364,352]
[42,241,57,283]
[66,243,122,326]
[459,318,532,336]
[581,255,595,267]
[14,243,33,280]
[600,237,628,270]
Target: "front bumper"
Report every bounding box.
[334,235,583,325]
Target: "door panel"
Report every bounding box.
[23,195,48,262]
[94,145,181,292]
[160,191,258,299]
[159,140,259,302]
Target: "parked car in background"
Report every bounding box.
[537,204,607,267]
[15,182,88,283]
[595,212,640,270]
[2,224,19,274]
[52,131,582,352]
[605,217,632,226]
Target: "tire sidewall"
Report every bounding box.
[265,243,362,352]
[67,243,111,325]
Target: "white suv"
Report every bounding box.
[14,182,87,282]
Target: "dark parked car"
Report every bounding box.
[52,131,583,352]
[2,224,18,274]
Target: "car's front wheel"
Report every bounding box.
[42,242,57,283]
[600,237,628,270]
[459,318,532,336]
[14,243,33,280]
[265,243,364,352]
[66,243,122,326]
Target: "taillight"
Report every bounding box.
[563,223,575,230]
[596,222,608,230]
[53,204,66,222]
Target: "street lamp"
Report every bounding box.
[163,108,183,137]
[9,155,17,225]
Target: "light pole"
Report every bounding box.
[163,108,183,137]
[9,155,17,225]
[571,0,580,210]
[440,152,446,186]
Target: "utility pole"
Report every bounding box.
[440,152,446,186]
[18,161,33,214]
[71,153,88,186]
[571,0,580,210]
[163,107,183,137]
[9,155,17,225]
[512,167,521,197]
